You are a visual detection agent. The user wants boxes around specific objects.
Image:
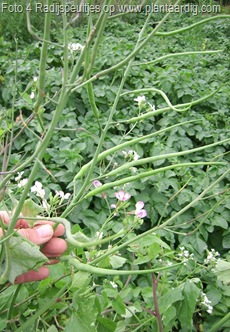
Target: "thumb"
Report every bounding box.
[18,224,54,245]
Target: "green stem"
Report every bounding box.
[96,139,229,179]
[67,5,153,210]
[86,0,111,76]
[124,88,219,123]
[7,86,69,235]
[68,161,226,218]
[67,257,183,275]
[124,87,191,112]
[87,82,101,127]
[70,1,179,93]
[33,0,52,131]
[155,15,230,36]
[83,162,226,200]
[90,168,230,265]
[73,119,201,183]
[15,283,69,332]
[68,2,111,86]
[70,14,229,92]
[6,284,22,331]
[136,50,223,66]
[208,312,230,332]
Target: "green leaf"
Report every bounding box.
[162,305,177,327]
[178,280,200,330]
[214,260,230,285]
[6,236,48,283]
[159,287,183,312]
[109,255,126,269]
[97,317,117,332]
[212,215,228,229]
[71,271,91,289]
[222,231,230,249]
[64,294,97,332]
[20,198,45,225]
[112,295,126,315]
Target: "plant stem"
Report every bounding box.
[89,168,230,265]
[136,50,223,66]
[15,283,69,332]
[208,312,230,332]
[67,257,183,275]
[98,139,229,179]
[152,273,163,332]
[73,119,201,183]
[155,15,230,36]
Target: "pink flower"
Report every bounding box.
[115,190,131,201]
[93,180,102,188]
[135,201,147,218]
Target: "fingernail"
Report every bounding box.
[36,224,53,239]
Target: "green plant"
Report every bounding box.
[0,1,230,331]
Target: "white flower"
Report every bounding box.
[42,199,50,211]
[30,92,35,99]
[204,249,220,265]
[31,181,45,199]
[201,293,213,314]
[33,76,38,82]
[178,247,194,261]
[15,171,24,182]
[167,261,173,266]
[110,281,118,289]
[68,42,84,53]
[134,95,146,103]
[148,102,155,111]
[134,95,146,109]
[122,150,140,161]
[96,231,103,239]
[18,178,28,188]
[55,190,71,200]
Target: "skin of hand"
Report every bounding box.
[0,211,67,284]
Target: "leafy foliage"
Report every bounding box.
[0,7,230,332]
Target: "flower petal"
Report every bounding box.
[93,180,102,188]
[135,201,144,211]
[115,190,131,201]
[135,209,147,218]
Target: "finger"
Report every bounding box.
[0,211,10,224]
[17,224,54,245]
[14,266,50,284]
[0,211,30,228]
[34,220,65,237]
[45,259,60,264]
[41,237,67,257]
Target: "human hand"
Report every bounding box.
[0,211,67,284]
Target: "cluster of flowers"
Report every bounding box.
[134,95,155,111]
[15,172,70,213]
[93,181,147,219]
[15,171,28,188]
[200,292,213,314]
[68,42,84,53]
[177,246,194,264]
[30,181,71,211]
[122,150,140,161]
[204,248,220,266]
[30,76,38,99]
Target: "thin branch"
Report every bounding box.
[152,273,163,332]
